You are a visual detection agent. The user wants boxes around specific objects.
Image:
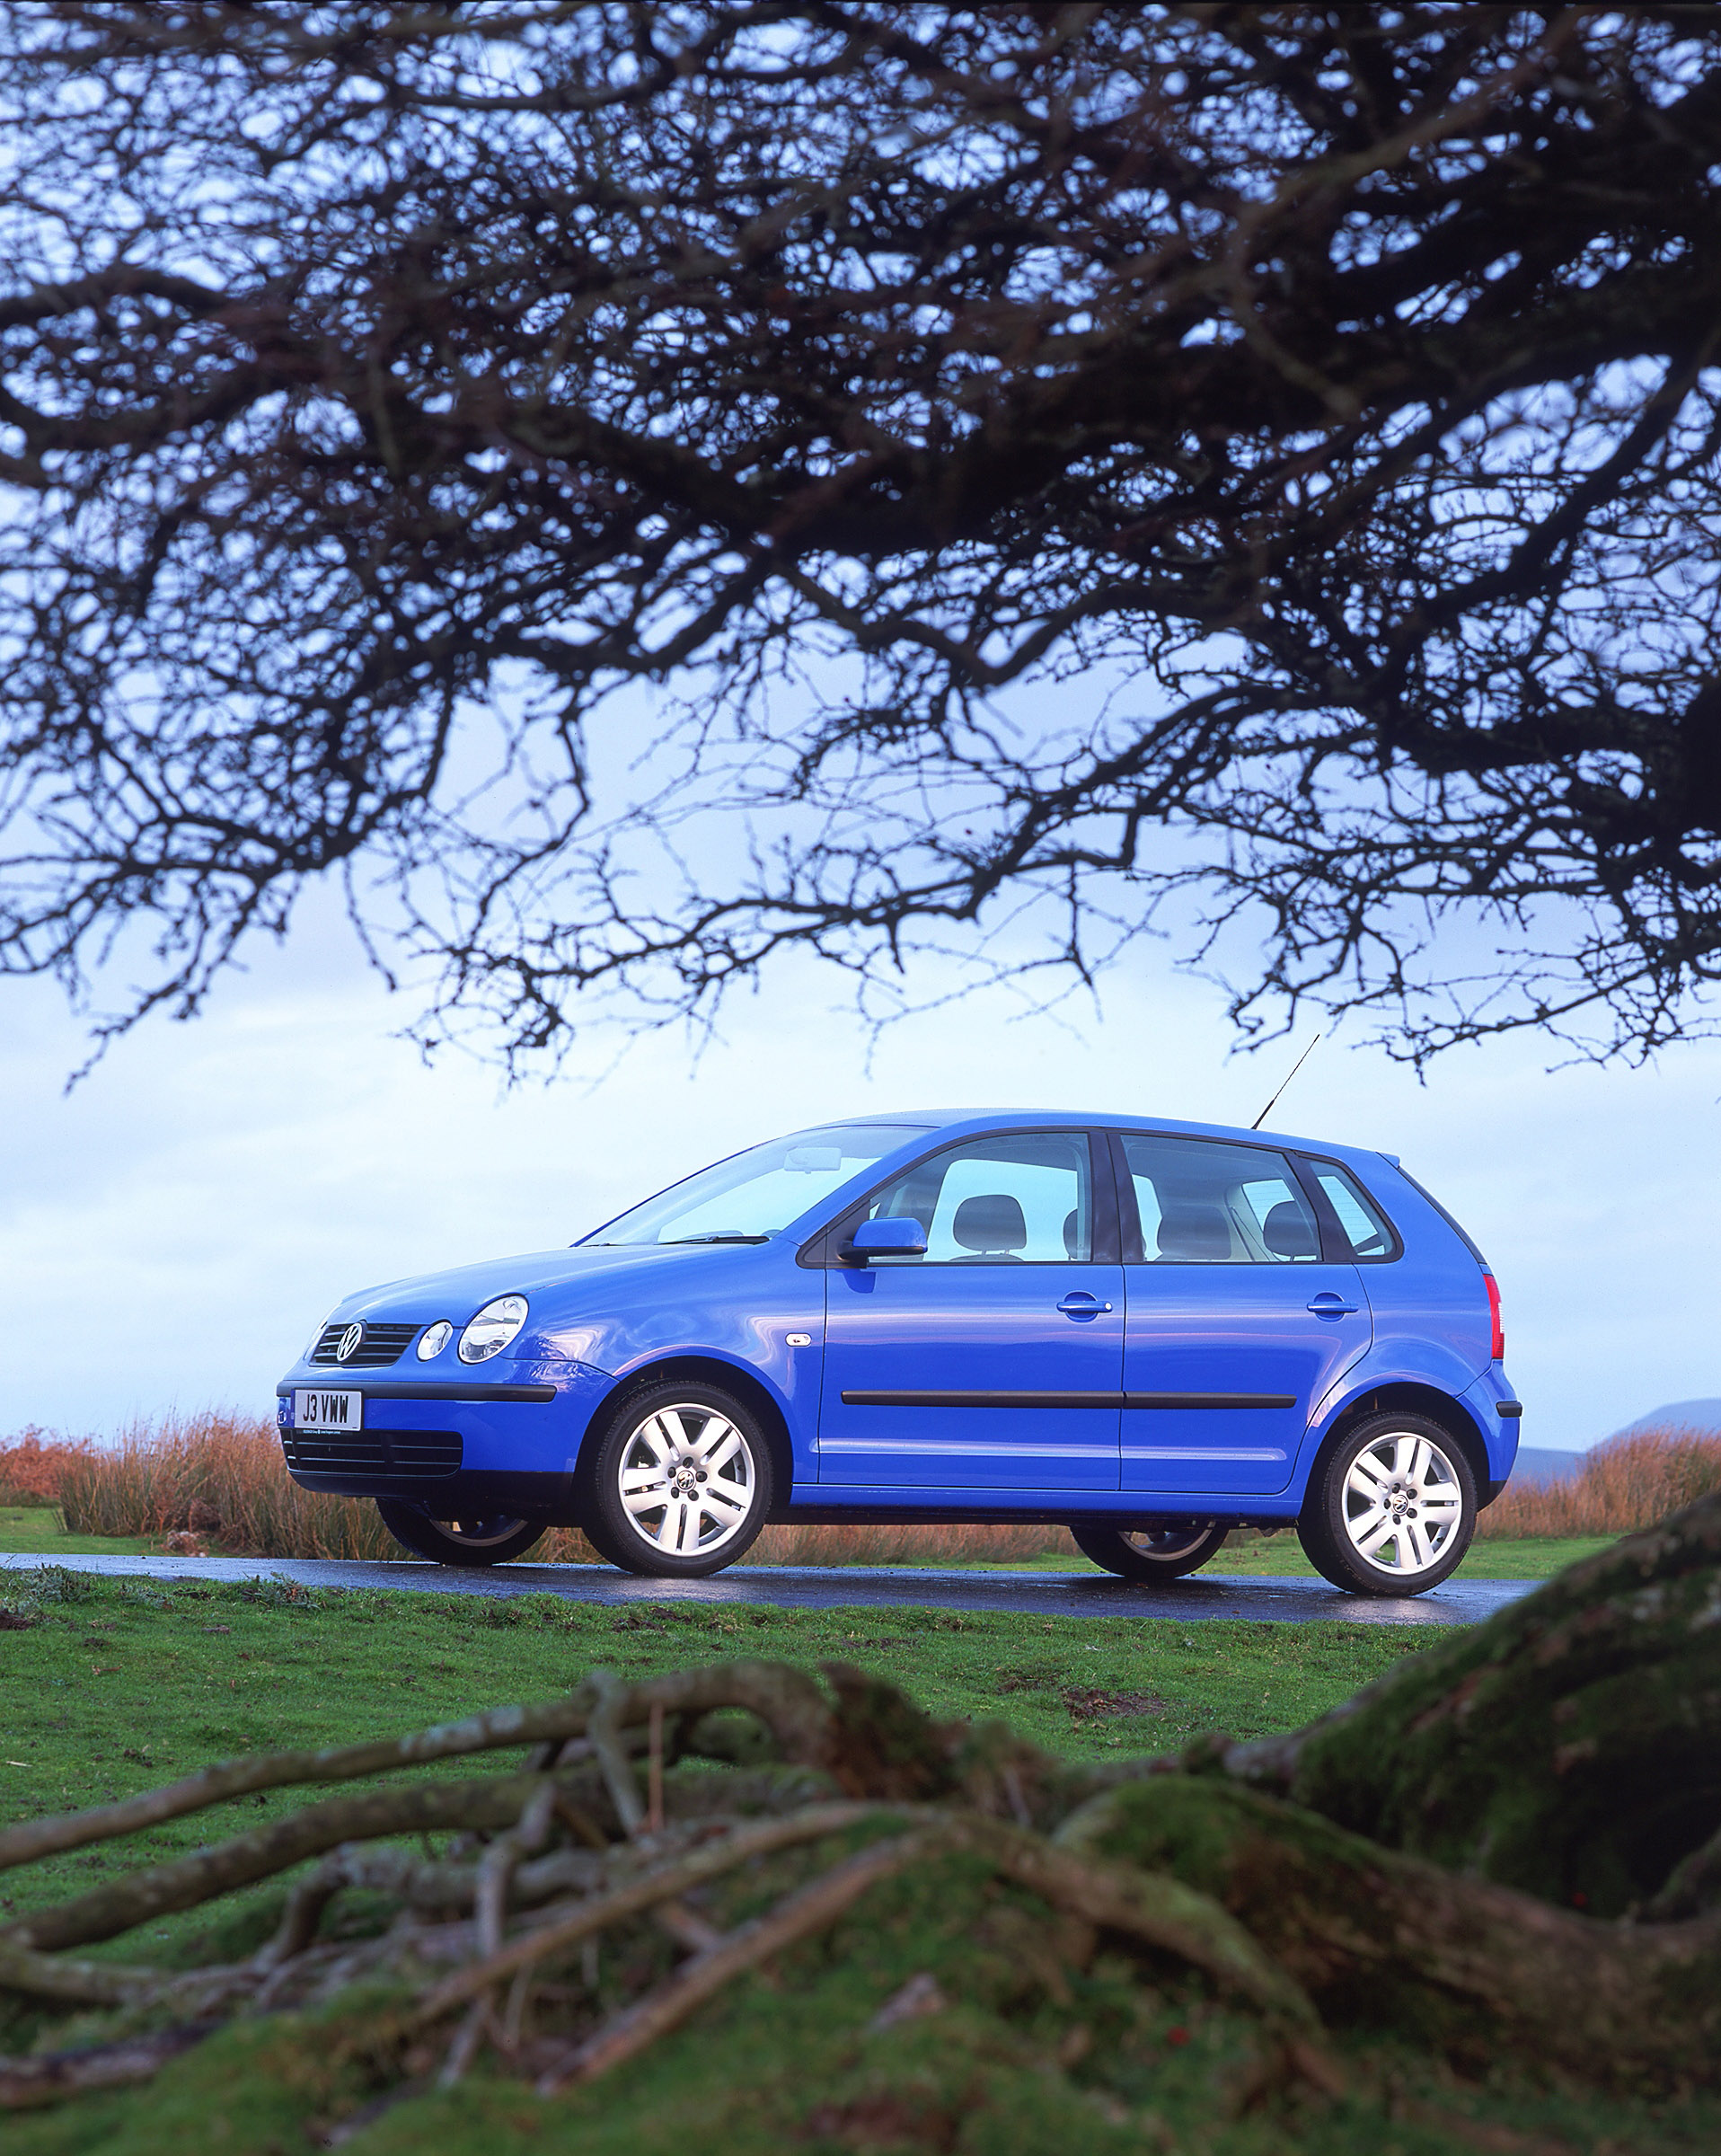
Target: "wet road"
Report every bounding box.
[0,1550,1534,1625]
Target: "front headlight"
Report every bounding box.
[458,1294,528,1364]
[416,1320,454,1362]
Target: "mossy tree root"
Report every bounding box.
[1192,1489,1721,1916]
[1065,1776,1721,2088]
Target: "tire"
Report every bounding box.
[1071,1522,1230,1581]
[580,1383,773,1578]
[1297,1411,1477,1595]
[375,1499,546,1568]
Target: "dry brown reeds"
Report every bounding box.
[40,1409,1718,1564]
[55,1411,405,1560]
[40,1410,1069,1566]
[1477,1426,1721,1539]
[0,1429,94,1508]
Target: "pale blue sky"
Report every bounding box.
[0,894,1715,1451]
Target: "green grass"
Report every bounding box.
[0,1565,1430,1962]
[0,1507,154,1557]
[3,1560,1714,2156]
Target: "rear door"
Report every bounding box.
[1114,1131,1372,1496]
[818,1129,1123,1490]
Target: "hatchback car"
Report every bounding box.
[276,1110,1519,1595]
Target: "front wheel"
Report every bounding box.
[1297,1413,1476,1595]
[375,1500,546,1568]
[1072,1522,1230,1581]
[580,1383,773,1578]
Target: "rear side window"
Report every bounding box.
[1117,1134,1321,1264]
[1304,1162,1400,1262]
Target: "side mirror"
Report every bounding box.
[841,1215,928,1264]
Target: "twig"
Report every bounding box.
[0,2023,222,2110]
[437,1998,492,2090]
[0,1687,603,1875]
[0,1938,162,2008]
[587,1671,646,1837]
[5,1771,566,1955]
[476,1783,559,1959]
[535,1831,936,2092]
[648,1702,665,1834]
[412,1802,887,2025]
[0,1658,835,1879]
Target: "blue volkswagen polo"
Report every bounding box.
[276,1111,1519,1596]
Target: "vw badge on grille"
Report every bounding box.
[336,1322,364,1364]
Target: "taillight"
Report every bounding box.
[1484,1273,1504,1359]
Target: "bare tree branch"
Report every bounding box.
[3,3,1720,1063]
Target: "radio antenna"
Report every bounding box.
[1250,1033,1321,1132]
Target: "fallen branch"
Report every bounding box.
[4,1772,565,1954]
[0,1657,835,1878]
[0,2024,220,2111]
[534,1830,939,2092]
[0,1939,163,2009]
[412,1800,885,2024]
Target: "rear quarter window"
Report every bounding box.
[1300,1159,1401,1262]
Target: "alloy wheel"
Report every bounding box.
[615,1401,756,1558]
[1342,1431,1465,1577]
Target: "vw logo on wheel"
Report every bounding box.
[335,1322,364,1364]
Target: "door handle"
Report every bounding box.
[1306,1294,1359,1317]
[1057,1293,1113,1318]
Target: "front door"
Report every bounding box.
[819,1129,1123,1490]
[1114,1131,1372,1496]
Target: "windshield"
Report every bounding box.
[584,1123,930,1246]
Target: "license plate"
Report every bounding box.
[293,1388,363,1432]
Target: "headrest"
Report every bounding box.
[952,1193,1028,1253]
[1262,1200,1319,1259]
[1155,1204,1231,1261]
[1063,1208,1083,1259]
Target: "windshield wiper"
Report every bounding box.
[665,1233,771,1245]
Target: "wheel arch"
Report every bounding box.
[578,1355,795,1507]
[1308,1382,1492,1508]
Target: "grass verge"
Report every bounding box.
[2,1559,1717,2155]
[1,1505,1611,1579]
[0,1565,1427,1959]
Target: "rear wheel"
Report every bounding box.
[581,1383,773,1578]
[1072,1522,1230,1581]
[375,1500,545,1568]
[1297,1412,1476,1595]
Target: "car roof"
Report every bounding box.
[823,1108,1392,1174]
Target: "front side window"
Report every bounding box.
[860,1131,1094,1264]
[1119,1133,1321,1264]
[586,1123,928,1245]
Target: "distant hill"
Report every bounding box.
[1511,1445,1584,1486]
[1607,1398,1721,1441]
[1507,1402,1721,1486]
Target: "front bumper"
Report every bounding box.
[273,1362,613,1522]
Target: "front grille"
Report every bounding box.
[310,1321,420,1369]
[281,1428,462,1478]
